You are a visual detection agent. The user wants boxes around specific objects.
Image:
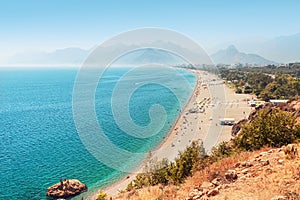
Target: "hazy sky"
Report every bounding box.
[0,0,299,61]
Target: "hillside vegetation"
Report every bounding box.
[97,100,300,200]
[219,66,300,100]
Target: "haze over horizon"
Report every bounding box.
[0,0,300,65]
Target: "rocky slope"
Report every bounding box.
[111,100,300,200]
[187,144,300,200]
[113,143,300,200]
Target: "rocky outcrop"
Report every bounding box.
[46,178,87,199]
[231,119,247,137]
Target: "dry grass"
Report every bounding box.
[210,145,300,200]
[112,145,300,200]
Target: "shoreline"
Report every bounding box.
[85,68,199,199]
[86,68,252,199]
[86,68,200,199]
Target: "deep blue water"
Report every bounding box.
[0,67,196,199]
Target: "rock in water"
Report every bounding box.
[46,179,87,199]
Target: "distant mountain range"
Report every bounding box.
[4,42,205,66]
[115,48,183,65]
[5,47,90,66]
[210,45,276,65]
[258,33,300,63]
[6,45,275,66]
[3,32,300,66]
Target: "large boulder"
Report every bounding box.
[46,178,87,199]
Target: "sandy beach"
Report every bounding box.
[88,69,252,199]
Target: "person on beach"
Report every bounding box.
[59,178,63,189]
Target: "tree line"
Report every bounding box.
[219,67,300,101]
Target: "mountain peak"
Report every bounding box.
[226,45,239,53]
[211,45,275,65]
[227,45,238,50]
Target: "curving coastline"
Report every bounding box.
[86,69,252,199]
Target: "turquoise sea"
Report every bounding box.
[0,67,196,199]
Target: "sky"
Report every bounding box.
[0,0,299,62]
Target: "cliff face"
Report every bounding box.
[46,179,87,199]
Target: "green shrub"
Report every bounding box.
[235,87,242,94]
[169,140,205,184]
[210,141,233,162]
[233,108,298,151]
[96,190,107,200]
[127,140,205,190]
